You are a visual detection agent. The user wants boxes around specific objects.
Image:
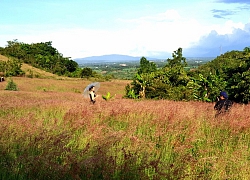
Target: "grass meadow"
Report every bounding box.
[1,77,250,179]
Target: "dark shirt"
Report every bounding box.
[89,91,96,104]
[214,99,233,117]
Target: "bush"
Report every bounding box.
[5,78,18,91]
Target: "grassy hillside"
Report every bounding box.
[0,54,60,79]
[1,77,250,179]
[21,63,59,79]
[0,77,129,99]
[0,54,8,61]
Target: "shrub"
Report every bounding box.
[5,78,18,91]
[124,84,138,99]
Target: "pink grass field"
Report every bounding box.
[1,77,250,179]
[1,77,248,132]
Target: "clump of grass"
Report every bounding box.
[72,88,81,93]
[26,69,34,78]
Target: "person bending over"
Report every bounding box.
[214,91,233,118]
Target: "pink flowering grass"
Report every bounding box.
[1,77,250,179]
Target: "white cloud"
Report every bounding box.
[184,22,250,57]
[210,20,245,34]
[112,10,209,57]
[0,8,248,59]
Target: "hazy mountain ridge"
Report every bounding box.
[74,54,215,64]
[75,54,142,61]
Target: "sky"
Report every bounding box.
[0,0,250,59]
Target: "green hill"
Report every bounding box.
[0,54,62,79]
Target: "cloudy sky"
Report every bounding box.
[0,0,250,59]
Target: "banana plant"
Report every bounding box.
[102,92,115,101]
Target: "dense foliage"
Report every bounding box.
[196,47,250,103]
[0,40,78,76]
[125,47,250,104]
[125,48,192,100]
[0,58,24,77]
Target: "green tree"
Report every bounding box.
[0,46,4,54]
[124,84,138,99]
[0,58,24,77]
[134,73,154,98]
[195,46,250,103]
[166,48,187,68]
[187,73,226,102]
[125,48,191,101]
[230,70,250,104]
[65,59,78,72]
[80,67,93,78]
[138,57,157,74]
[243,46,250,54]
[4,39,24,59]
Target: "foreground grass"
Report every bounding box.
[1,77,250,179]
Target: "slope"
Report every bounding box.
[0,54,60,79]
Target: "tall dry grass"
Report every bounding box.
[1,77,250,179]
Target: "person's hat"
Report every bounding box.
[220,91,228,98]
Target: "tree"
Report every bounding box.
[138,57,157,74]
[187,73,226,102]
[0,58,24,77]
[194,47,250,103]
[243,46,250,54]
[80,67,93,78]
[133,73,154,98]
[125,48,190,101]
[4,40,26,60]
[166,48,187,68]
[65,59,78,72]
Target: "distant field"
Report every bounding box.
[79,58,211,80]
[1,77,250,179]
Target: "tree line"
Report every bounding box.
[1,40,250,103]
[125,47,250,104]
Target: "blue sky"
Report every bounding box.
[0,0,250,59]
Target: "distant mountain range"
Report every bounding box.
[74,54,160,64]
[74,54,215,64]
